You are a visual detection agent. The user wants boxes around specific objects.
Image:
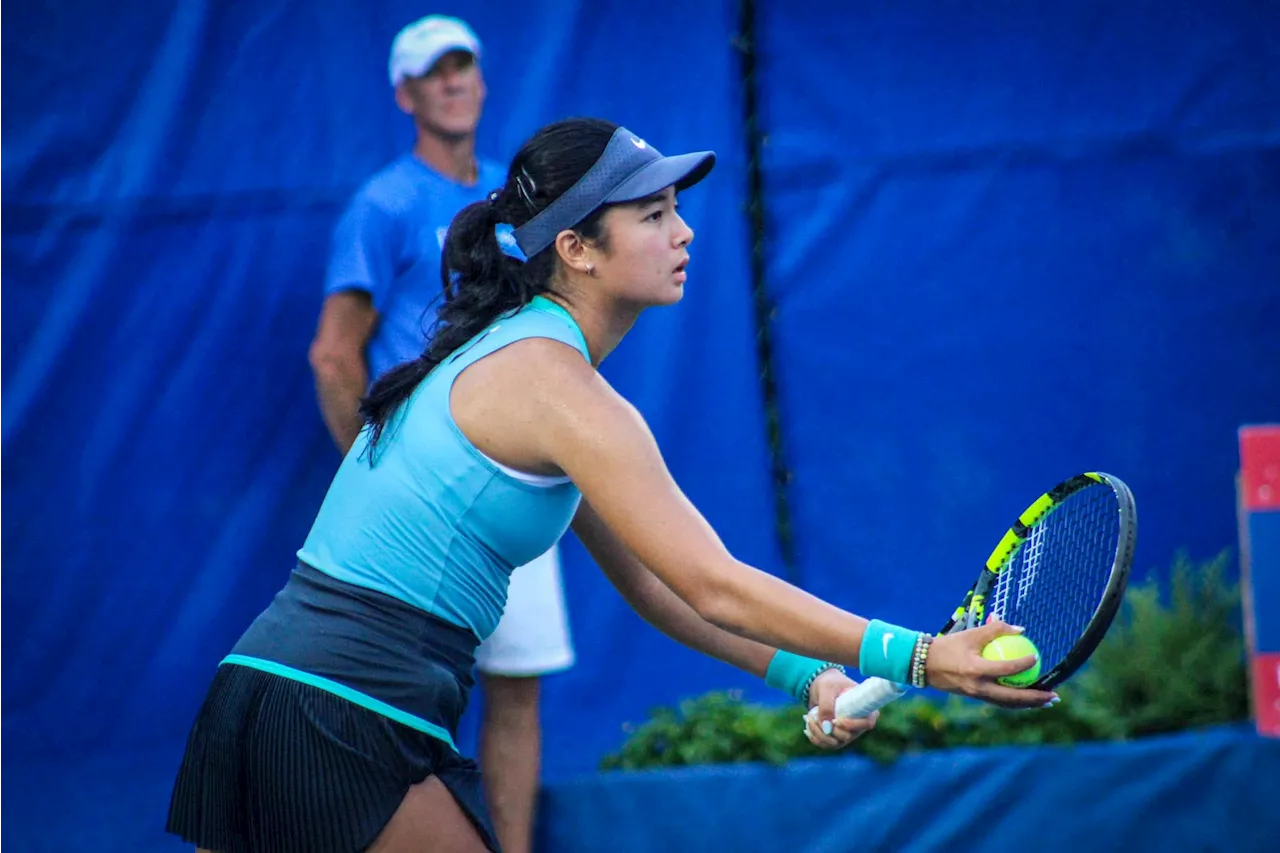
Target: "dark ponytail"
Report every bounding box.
[358,197,522,450]
[360,117,620,454]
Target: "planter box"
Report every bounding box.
[538,726,1279,852]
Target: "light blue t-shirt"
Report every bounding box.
[297,298,590,640]
[325,154,510,380]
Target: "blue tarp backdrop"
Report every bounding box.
[2,0,779,773]
[4,0,1280,849]
[756,0,1280,626]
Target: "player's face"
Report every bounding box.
[397,51,486,140]
[592,187,695,307]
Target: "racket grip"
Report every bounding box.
[834,677,909,718]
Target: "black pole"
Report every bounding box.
[735,0,797,578]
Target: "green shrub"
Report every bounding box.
[1064,548,1249,739]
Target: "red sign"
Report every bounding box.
[1240,425,1280,512]
[1253,653,1280,738]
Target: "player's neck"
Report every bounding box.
[413,131,478,185]
[539,288,640,367]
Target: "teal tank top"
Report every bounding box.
[297,297,589,639]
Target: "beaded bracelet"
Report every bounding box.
[799,663,846,707]
[766,650,845,704]
[909,633,934,689]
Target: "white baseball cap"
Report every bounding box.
[388,15,482,87]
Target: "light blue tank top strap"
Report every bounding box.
[529,295,590,354]
[438,295,589,380]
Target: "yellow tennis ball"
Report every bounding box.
[981,634,1042,687]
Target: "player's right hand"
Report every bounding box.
[925,619,1059,709]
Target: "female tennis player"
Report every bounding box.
[167,117,1056,853]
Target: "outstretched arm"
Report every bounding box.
[455,337,1055,711]
[570,500,777,676]
[572,499,877,748]
[525,347,870,666]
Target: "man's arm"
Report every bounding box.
[309,290,378,454]
[313,189,398,454]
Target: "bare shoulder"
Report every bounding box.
[508,339,646,441]
[454,335,601,401]
[451,335,638,474]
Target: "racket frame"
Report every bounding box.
[834,471,1137,718]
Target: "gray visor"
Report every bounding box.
[513,127,715,258]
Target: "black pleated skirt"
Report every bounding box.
[166,662,499,853]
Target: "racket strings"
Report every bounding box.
[994,522,1046,618]
[989,484,1121,671]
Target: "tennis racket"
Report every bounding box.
[835,471,1137,718]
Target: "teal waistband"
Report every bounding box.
[221,654,455,749]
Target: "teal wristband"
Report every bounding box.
[858,620,922,684]
[765,650,836,703]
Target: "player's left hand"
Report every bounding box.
[804,669,879,749]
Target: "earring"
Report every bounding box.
[585,263,595,275]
